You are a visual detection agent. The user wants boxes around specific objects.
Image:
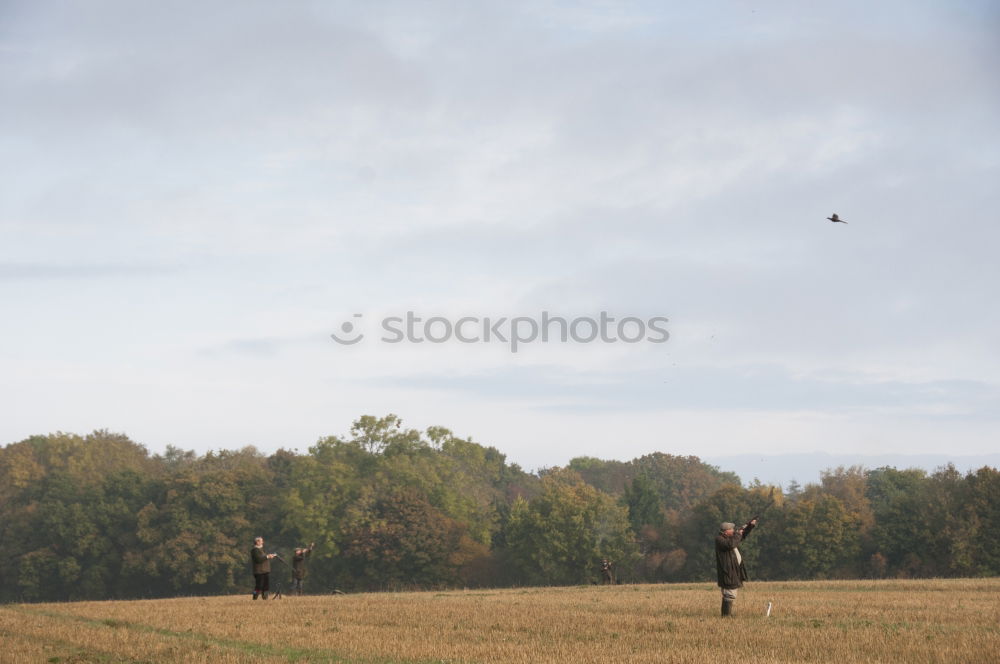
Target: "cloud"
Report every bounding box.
[0,262,177,280]
[1,1,997,461]
[371,363,1000,419]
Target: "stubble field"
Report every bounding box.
[1,578,998,663]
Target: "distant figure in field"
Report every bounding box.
[715,518,757,617]
[251,536,277,600]
[600,558,614,585]
[291,542,315,595]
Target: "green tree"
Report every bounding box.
[865,466,927,576]
[130,447,275,595]
[567,457,634,495]
[339,486,475,589]
[0,431,156,601]
[758,494,860,579]
[963,466,1000,574]
[503,469,637,585]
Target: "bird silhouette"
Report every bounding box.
[826,213,847,224]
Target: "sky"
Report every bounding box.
[2,1,998,479]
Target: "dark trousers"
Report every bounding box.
[254,573,270,593]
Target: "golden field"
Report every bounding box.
[1,578,998,663]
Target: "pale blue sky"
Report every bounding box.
[2,1,998,473]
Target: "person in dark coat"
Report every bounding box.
[251,536,277,600]
[599,558,614,585]
[290,542,315,595]
[715,518,757,617]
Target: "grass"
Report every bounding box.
[1,578,998,663]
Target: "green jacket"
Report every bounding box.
[292,548,311,580]
[251,546,270,574]
[715,522,754,589]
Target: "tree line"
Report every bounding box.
[2,415,998,602]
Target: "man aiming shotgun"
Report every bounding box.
[291,542,315,595]
[715,516,759,617]
[714,487,776,616]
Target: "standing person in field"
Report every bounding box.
[715,518,757,617]
[291,542,315,595]
[600,558,614,585]
[251,536,277,600]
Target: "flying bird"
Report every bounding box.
[826,213,847,224]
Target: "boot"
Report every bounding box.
[252,591,259,600]
[262,591,269,600]
[721,599,733,617]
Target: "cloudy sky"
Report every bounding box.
[2,1,998,475]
